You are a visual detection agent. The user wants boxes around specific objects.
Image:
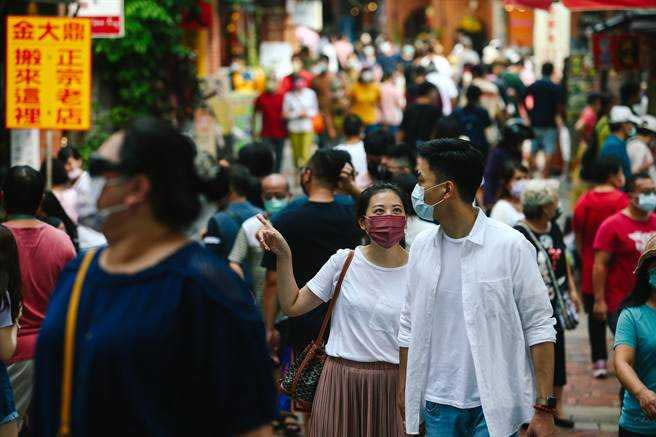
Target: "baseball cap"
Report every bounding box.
[609,105,642,125]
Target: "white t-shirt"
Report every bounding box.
[490,199,525,227]
[405,216,437,250]
[627,137,654,174]
[425,233,481,408]
[307,247,409,363]
[282,88,318,133]
[335,141,371,189]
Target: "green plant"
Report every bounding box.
[79,0,204,157]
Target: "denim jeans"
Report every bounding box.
[422,401,520,437]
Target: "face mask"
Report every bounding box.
[361,71,374,83]
[637,193,656,213]
[510,179,527,199]
[68,167,83,181]
[264,197,289,215]
[312,63,328,75]
[411,182,447,221]
[629,125,637,137]
[78,176,129,232]
[649,269,656,289]
[365,215,407,249]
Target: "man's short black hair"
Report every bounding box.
[343,114,363,137]
[364,129,394,157]
[237,142,274,178]
[228,164,257,198]
[57,146,81,162]
[593,156,623,184]
[307,148,351,190]
[466,85,482,105]
[626,172,652,194]
[417,138,484,202]
[416,81,436,98]
[384,144,415,169]
[2,166,44,215]
[541,62,554,77]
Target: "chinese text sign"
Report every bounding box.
[6,16,91,130]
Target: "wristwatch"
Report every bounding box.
[534,396,557,413]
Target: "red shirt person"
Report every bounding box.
[1,166,76,419]
[573,157,628,296]
[253,77,287,172]
[593,173,656,333]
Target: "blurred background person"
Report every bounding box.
[489,161,528,227]
[379,72,405,136]
[628,115,656,176]
[573,156,628,378]
[516,180,581,428]
[335,114,370,189]
[31,117,276,436]
[283,75,319,169]
[349,67,381,135]
[252,75,286,173]
[0,225,21,437]
[1,166,76,429]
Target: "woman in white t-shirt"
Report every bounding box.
[490,161,528,227]
[257,183,409,437]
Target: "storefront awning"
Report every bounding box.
[504,0,552,10]
[563,0,656,10]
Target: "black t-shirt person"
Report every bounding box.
[261,195,361,352]
[515,221,567,306]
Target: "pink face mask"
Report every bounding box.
[365,215,407,249]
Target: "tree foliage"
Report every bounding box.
[80,0,203,155]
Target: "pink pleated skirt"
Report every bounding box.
[308,356,405,437]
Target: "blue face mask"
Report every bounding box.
[649,269,656,289]
[638,193,656,213]
[264,197,289,215]
[411,182,447,221]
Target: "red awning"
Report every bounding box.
[504,0,553,10]
[563,0,656,10]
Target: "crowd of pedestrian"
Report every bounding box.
[0,30,655,437]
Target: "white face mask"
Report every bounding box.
[68,167,83,181]
[78,176,130,232]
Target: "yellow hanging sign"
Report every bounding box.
[5,16,92,130]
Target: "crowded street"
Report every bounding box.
[2,0,656,436]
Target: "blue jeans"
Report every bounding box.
[531,127,558,156]
[422,401,520,437]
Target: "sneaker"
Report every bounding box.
[593,359,608,379]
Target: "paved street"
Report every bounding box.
[523,312,621,436]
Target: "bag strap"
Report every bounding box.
[58,248,97,437]
[516,221,566,303]
[314,250,355,346]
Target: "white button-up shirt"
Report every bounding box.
[398,210,556,437]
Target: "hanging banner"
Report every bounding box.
[5,16,92,130]
[69,0,124,38]
[563,0,656,10]
[592,33,640,71]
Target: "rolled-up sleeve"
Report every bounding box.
[512,238,556,346]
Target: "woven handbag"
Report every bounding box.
[280,250,354,410]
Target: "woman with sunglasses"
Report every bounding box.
[257,182,409,436]
[31,117,276,437]
[614,235,656,437]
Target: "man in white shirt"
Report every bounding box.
[627,114,656,177]
[398,138,557,437]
